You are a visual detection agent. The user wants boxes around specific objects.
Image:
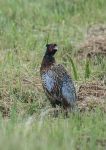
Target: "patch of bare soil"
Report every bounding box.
[77,82,106,112]
[87,24,106,37]
[76,24,106,60]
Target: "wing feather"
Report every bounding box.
[41,64,76,104]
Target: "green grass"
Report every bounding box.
[0,0,106,149]
[0,110,106,150]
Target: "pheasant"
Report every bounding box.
[40,44,77,111]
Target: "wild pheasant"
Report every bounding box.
[40,44,77,110]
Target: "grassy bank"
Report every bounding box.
[0,0,106,149]
[0,109,106,150]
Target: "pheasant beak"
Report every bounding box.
[54,46,58,51]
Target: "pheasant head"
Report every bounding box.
[45,43,58,56]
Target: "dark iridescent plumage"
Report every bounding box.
[40,44,77,109]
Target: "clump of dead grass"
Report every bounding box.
[77,81,106,112]
[76,24,106,60]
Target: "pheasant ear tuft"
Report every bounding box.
[46,44,49,47]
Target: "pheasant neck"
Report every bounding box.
[41,55,55,71]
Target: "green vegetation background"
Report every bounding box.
[0,0,106,149]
